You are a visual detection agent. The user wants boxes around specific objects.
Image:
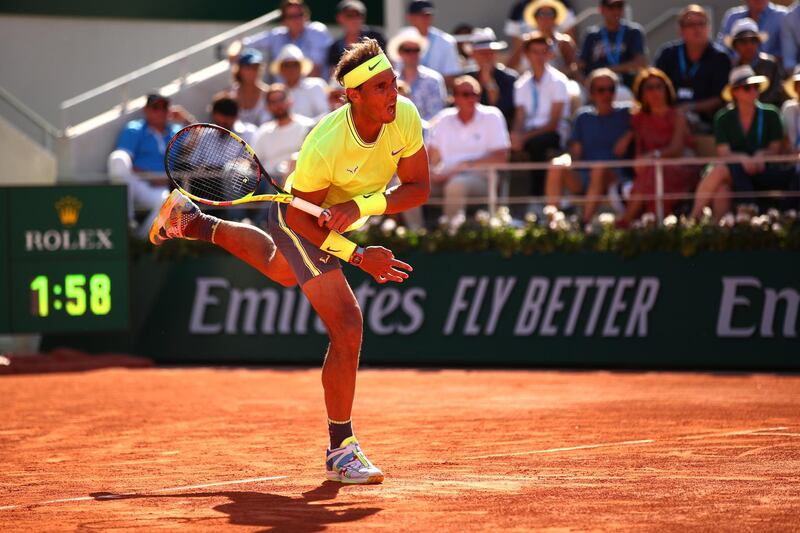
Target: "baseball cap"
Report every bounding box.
[600,0,624,6]
[408,0,434,15]
[145,93,169,107]
[337,0,366,14]
[238,48,264,66]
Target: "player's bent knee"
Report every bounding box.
[327,309,363,350]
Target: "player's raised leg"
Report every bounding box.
[149,189,296,287]
[301,269,384,484]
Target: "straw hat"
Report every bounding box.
[723,17,768,49]
[721,65,770,101]
[785,65,800,100]
[387,27,429,63]
[270,44,314,77]
[468,27,508,52]
[524,0,568,28]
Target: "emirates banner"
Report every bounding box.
[43,251,800,369]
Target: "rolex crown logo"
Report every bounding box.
[55,196,83,226]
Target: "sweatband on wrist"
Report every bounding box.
[342,53,392,88]
[353,193,387,216]
[320,231,358,261]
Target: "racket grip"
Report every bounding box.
[290,196,329,220]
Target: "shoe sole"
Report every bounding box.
[325,471,384,484]
[148,189,184,245]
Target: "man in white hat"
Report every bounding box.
[691,65,791,219]
[464,27,519,129]
[403,0,461,87]
[272,44,329,122]
[718,0,787,58]
[388,27,446,122]
[727,17,788,107]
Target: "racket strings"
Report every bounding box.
[166,126,260,202]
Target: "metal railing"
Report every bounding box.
[464,153,800,222]
[0,85,61,150]
[59,9,281,129]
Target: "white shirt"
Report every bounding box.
[251,115,315,176]
[287,77,329,122]
[428,104,510,171]
[514,64,570,133]
[233,120,258,145]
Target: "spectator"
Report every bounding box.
[718,0,788,59]
[388,28,446,122]
[512,31,570,199]
[326,0,386,71]
[783,66,800,153]
[620,68,698,225]
[271,44,329,122]
[209,94,258,145]
[545,69,632,223]
[464,27,518,129]
[251,84,315,180]
[655,5,731,133]
[452,23,476,73]
[404,0,461,86]
[505,0,577,71]
[579,0,647,88]
[427,76,510,219]
[690,65,790,219]
[781,2,800,71]
[726,18,788,107]
[327,79,347,112]
[524,0,580,81]
[228,49,271,127]
[238,0,332,80]
[107,93,194,233]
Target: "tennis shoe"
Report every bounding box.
[149,189,199,245]
[326,436,384,484]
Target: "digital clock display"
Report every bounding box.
[30,273,112,317]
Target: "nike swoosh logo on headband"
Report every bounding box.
[368,59,383,71]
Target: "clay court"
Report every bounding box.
[2,365,799,531]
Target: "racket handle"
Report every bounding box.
[290,196,330,220]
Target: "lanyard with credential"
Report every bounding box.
[600,25,625,65]
[756,106,764,147]
[531,77,540,119]
[678,44,701,80]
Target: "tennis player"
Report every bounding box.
[150,38,430,484]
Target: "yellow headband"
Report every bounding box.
[342,53,392,89]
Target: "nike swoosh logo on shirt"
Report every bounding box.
[363,194,373,198]
[392,147,405,156]
[368,59,382,71]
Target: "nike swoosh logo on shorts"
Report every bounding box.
[368,59,382,71]
[392,147,405,156]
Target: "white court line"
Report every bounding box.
[677,427,788,440]
[466,439,655,459]
[0,475,288,511]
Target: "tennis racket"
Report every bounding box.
[164,123,329,219]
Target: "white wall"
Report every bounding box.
[0,15,237,128]
[0,115,57,185]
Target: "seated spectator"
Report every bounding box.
[326,0,386,71]
[452,23,476,73]
[579,0,647,88]
[727,18,788,108]
[228,49,271,127]
[524,0,579,81]
[388,28,446,122]
[505,0,577,71]
[655,5,731,133]
[107,93,194,234]
[251,84,315,179]
[238,0,332,80]
[427,76,510,219]
[271,44,329,122]
[718,0,787,59]
[512,31,570,199]
[782,2,800,71]
[783,66,800,153]
[464,27,518,129]
[403,0,461,86]
[620,68,698,225]
[327,79,346,112]
[209,94,258,144]
[691,66,791,219]
[545,69,632,223]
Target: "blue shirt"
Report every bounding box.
[115,120,182,172]
[244,21,333,80]
[415,26,461,77]
[781,3,800,70]
[399,64,447,121]
[569,106,631,161]
[579,21,646,87]
[717,2,788,58]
